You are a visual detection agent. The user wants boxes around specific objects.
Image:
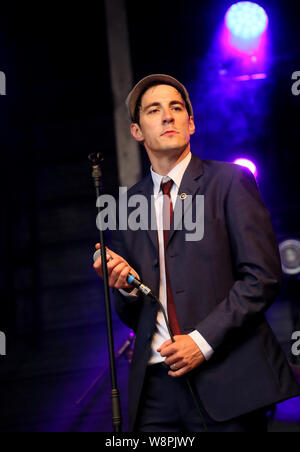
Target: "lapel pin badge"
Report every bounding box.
[180,193,187,200]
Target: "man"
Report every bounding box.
[94,74,300,432]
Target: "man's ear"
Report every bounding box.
[130,123,144,142]
[189,116,196,136]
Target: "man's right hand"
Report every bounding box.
[93,244,139,291]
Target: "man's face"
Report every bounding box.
[130,84,195,156]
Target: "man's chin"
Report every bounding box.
[156,144,189,155]
[154,140,187,150]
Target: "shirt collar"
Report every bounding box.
[151,152,192,195]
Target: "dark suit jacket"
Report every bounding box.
[111,153,300,431]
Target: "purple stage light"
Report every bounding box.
[234,158,257,177]
[233,73,267,81]
[225,2,269,40]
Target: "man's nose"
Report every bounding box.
[162,109,175,124]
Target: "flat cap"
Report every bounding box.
[126,74,193,122]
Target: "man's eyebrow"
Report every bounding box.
[169,100,185,107]
[143,100,185,111]
[143,101,160,111]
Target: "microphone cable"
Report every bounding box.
[94,249,209,432]
[127,272,209,433]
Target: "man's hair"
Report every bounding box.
[133,81,187,125]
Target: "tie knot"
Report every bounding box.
[161,179,173,196]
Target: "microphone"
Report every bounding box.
[93,249,154,297]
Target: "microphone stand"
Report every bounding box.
[88,152,122,433]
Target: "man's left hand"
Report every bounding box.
[157,335,205,378]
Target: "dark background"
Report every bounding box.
[0,0,299,432]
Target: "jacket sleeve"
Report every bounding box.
[195,166,282,351]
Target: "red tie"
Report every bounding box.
[161,180,181,336]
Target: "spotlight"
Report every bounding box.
[233,158,257,177]
[279,240,300,275]
[225,2,269,40]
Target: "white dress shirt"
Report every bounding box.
[120,152,214,364]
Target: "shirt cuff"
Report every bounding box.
[189,330,214,361]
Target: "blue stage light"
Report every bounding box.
[226,2,268,40]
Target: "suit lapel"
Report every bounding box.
[134,174,159,254]
[168,154,205,246]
